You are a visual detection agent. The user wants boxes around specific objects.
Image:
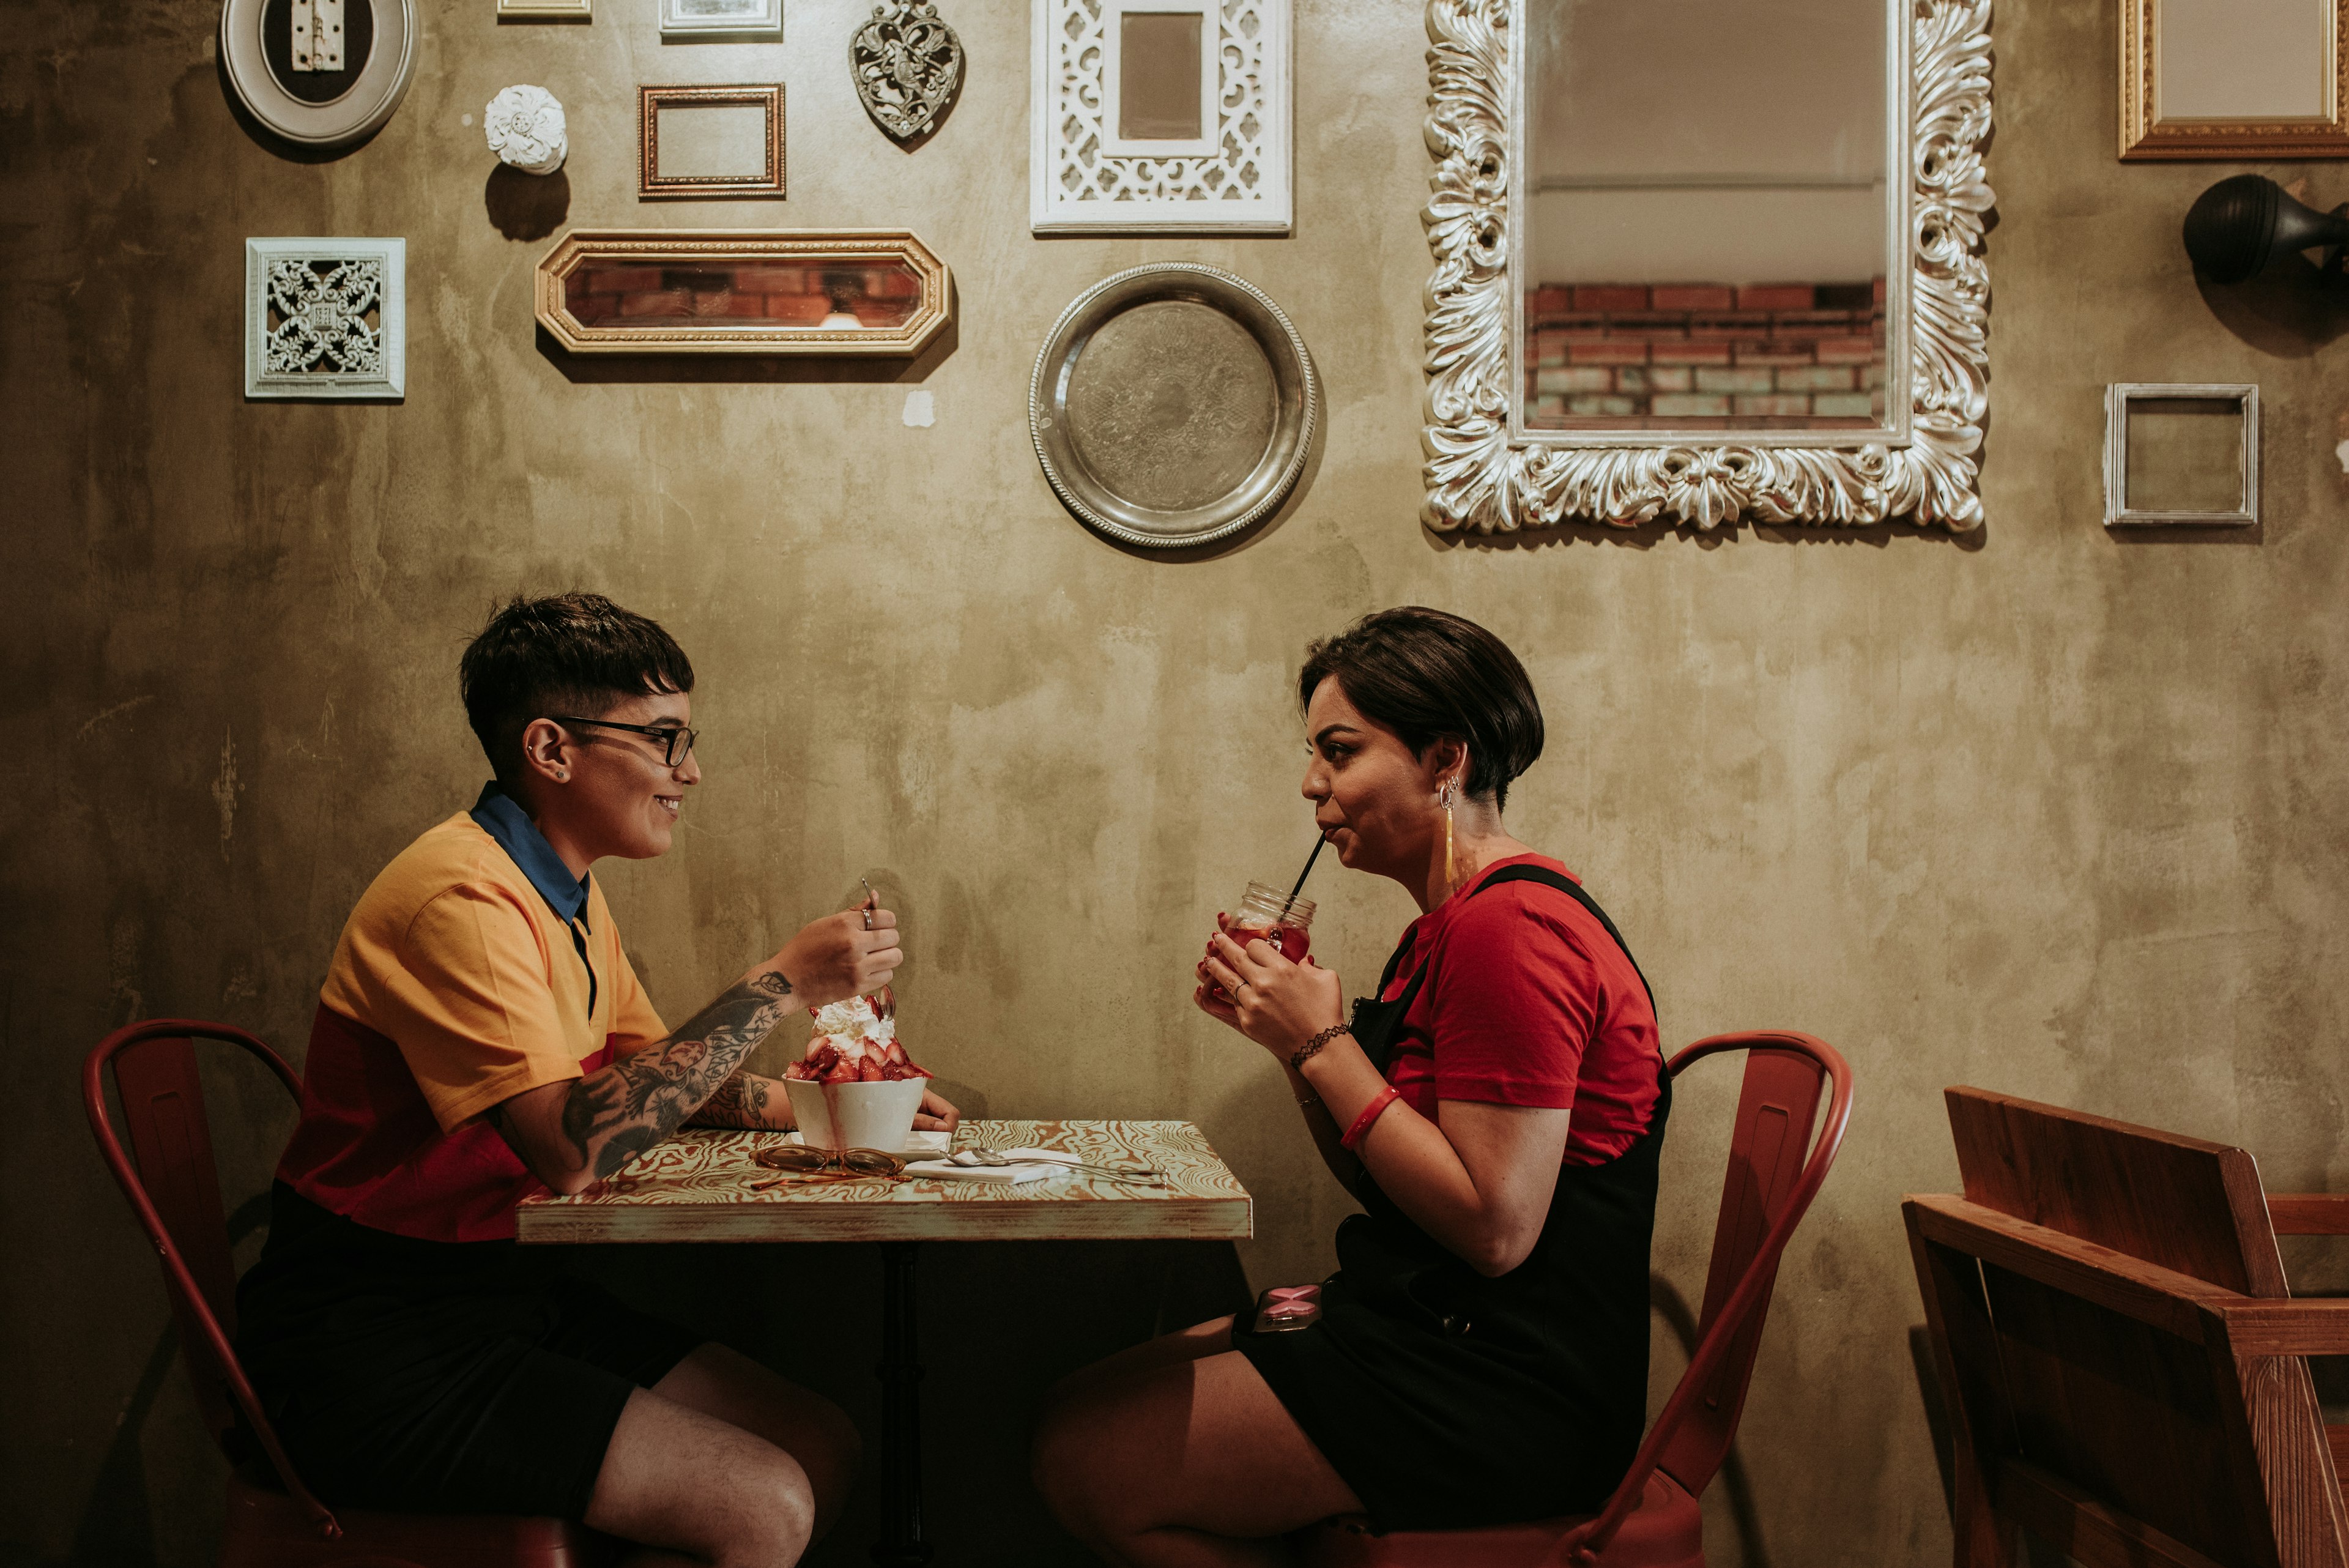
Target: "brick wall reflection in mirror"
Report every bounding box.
[563,261,922,329]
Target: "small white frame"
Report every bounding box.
[2102,383,2260,528]
[1030,0,1290,234]
[498,0,590,21]
[659,0,781,36]
[243,238,406,401]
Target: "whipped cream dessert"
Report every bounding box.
[785,993,929,1083]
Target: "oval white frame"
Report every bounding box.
[220,0,417,150]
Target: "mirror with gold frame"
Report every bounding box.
[1420,0,1993,532]
[2121,0,2349,159]
[535,230,951,356]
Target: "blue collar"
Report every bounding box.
[470,782,590,925]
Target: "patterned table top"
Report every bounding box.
[515,1119,1253,1244]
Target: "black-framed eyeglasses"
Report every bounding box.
[546,716,698,767]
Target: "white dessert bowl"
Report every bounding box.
[784,1075,928,1153]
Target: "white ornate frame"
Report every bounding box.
[1030,0,1291,234]
[243,237,405,400]
[1420,0,1994,533]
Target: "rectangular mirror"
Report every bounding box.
[1119,12,1205,141]
[1524,0,1888,434]
[1420,0,1992,531]
[638,84,785,198]
[2122,0,2348,158]
[536,229,951,356]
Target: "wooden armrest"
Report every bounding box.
[2218,1299,2349,1356]
[2328,1424,2349,1482]
[2269,1195,2349,1235]
[1905,1195,2235,1344]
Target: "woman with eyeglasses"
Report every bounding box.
[1033,606,1667,1564]
[236,592,956,1567]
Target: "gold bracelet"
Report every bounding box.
[1290,1023,1352,1072]
[1296,1093,1323,1110]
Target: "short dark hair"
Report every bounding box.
[459,593,695,780]
[1297,606,1543,811]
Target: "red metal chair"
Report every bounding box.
[84,1017,614,1568]
[1301,1030,1855,1568]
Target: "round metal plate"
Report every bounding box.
[220,0,416,150]
[1030,264,1317,548]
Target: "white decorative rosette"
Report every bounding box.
[485,84,567,176]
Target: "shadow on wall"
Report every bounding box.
[53,1190,273,1568]
[485,166,572,243]
[2195,250,2349,359]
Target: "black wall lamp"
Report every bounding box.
[2184,173,2349,284]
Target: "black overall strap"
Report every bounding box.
[1468,863,1655,1017]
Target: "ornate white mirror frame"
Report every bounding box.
[1419,0,1994,533]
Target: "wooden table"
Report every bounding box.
[517,1120,1252,1566]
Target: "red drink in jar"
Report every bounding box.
[1205,882,1316,1002]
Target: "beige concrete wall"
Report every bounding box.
[8,0,2349,1561]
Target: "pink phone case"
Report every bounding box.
[1252,1284,1322,1333]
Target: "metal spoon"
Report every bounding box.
[952,1148,1162,1182]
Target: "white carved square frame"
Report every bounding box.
[243,237,406,400]
[1030,0,1291,234]
[1419,0,1993,533]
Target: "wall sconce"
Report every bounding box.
[2183,174,2349,284]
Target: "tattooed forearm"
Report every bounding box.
[687,1071,787,1129]
[559,970,796,1178]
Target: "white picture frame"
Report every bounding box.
[659,0,781,36]
[243,238,406,400]
[2102,383,2260,528]
[1030,0,1291,234]
[497,0,590,20]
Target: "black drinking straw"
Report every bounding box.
[1278,834,1328,922]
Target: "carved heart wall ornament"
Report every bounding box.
[850,0,964,143]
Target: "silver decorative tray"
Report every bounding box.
[1029,264,1317,548]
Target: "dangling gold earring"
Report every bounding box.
[1440,779,1457,891]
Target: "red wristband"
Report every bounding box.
[1340,1085,1402,1151]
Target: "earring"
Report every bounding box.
[554,770,568,781]
[1439,779,1457,891]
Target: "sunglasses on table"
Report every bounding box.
[546,715,699,767]
[751,1145,908,1184]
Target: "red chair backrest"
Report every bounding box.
[1564,1031,1854,1562]
[84,1019,343,1540]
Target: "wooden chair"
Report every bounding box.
[84,1018,615,1568]
[1905,1087,2349,1568]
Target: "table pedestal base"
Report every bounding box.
[873,1240,931,1567]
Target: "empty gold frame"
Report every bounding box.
[2121,0,2349,159]
[639,85,785,198]
[534,230,952,355]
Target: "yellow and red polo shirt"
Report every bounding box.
[275,785,667,1242]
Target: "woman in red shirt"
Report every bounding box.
[1034,606,1667,1564]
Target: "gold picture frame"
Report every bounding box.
[533,229,952,357]
[2121,0,2349,159]
[638,84,785,198]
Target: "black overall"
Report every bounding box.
[1232,865,1671,1530]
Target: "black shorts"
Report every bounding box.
[235,1184,703,1518]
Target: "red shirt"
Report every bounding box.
[1379,853,1661,1165]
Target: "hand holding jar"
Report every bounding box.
[1194,882,1343,1057]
